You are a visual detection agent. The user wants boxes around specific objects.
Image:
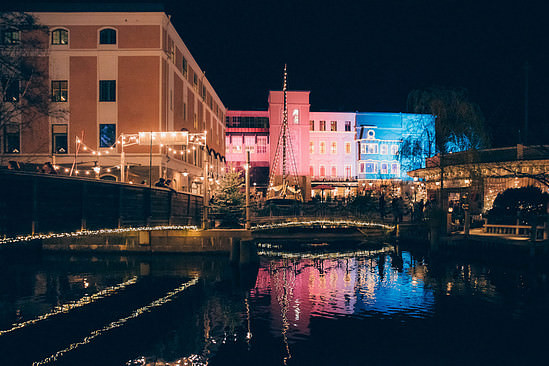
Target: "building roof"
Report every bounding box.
[6,2,165,12]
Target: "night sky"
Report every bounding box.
[9,0,549,147]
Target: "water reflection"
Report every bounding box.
[1,243,549,365]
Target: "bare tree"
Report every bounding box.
[0,12,62,161]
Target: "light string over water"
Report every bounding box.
[0,276,138,337]
[32,277,199,366]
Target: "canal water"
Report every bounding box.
[0,241,548,366]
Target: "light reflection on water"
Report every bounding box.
[0,244,548,366]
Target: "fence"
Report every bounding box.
[0,171,203,236]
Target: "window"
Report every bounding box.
[380,144,388,155]
[2,79,19,102]
[182,56,188,77]
[345,165,351,178]
[361,143,378,154]
[245,135,255,153]
[51,29,68,45]
[319,165,326,177]
[3,123,20,153]
[257,136,267,154]
[52,124,68,154]
[232,135,242,153]
[232,145,242,153]
[309,120,314,131]
[366,129,375,139]
[365,162,376,173]
[99,124,116,148]
[319,120,326,131]
[292,109,299,124]
[3,29,20,45]
[193,73,198,86]
[391,163,400,176]
[359,162,365,173]
[99,80,116,102]
[51,80,68,102]
[319,141,326,154]
[310,166,314,177]
[380,163,388,174]
[331,141,337,154]
[345,121,352,132]
[330,121,337,131]
[99,28,116,44]
[345,142,351,154]
[391,144,399,155]
[225,136,231,147]
[309,141,314,154]
[331,166,337,177]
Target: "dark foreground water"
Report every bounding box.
[1,242,549,366]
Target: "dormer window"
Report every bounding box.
[99,28,116,44]
[51,29,68,45]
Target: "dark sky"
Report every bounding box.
[160,0,548,147]
[9,0,549,147]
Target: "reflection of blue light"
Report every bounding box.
[351,252,434,318]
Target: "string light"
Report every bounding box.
[0,277,138,336]
[32,277,199,366]
[252,220,394,231]
[0,225,198,246]
[257,246,393,260]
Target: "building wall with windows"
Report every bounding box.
[356,112,434,181]
[1,8,226,193]
[309,112,356,181]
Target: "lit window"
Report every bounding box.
[182,56,188,77]
[381,163,388,174]
[345,142,351,154]
[319,142,326,154]
[99,124,116,148]
[257,136,267,154]
[331,142,337,154]
[319,121,326,131]
[245,135,255,153]
[292,109,299,124]
[319,165,326,177]
[310,141,314,154]
[99,28,116,44]
[365,163,376,173]
[52,29,68,45]
[2,79,19,102]
[331,166,337,177]
[51,80,68,102]
[99,80,116,102]
[344,121,352,132]
[3,123,20,153]
[361,143,378,154]
[52,124,68,154]
[3,29,20,45]
[380,144,388,155]
[330,121,337,131]
[310,120,314,131]
[391,163,400,176]
[345,165,351,178]
[391,144,399,155]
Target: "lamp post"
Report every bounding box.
[245,151,250,230]
[202,134,209,230]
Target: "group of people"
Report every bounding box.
[154,178,176,192]
[378,193,430,223]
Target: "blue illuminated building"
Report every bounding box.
[356,112,435,181]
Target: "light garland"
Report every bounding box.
[0,225,198,246]
[257,246,393,260]
[31,277,199,366]
[0,277,138,336]
[252,220,394,231]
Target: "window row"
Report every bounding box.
[51,28,116,45]
[310,120,353,132]
[51,80,116,102]
[227,135,268,154]
[2,123,117,154]
[360,143,399,155]
[359,162,400,175]
[310,141,352,154]
[310,165,353,178]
